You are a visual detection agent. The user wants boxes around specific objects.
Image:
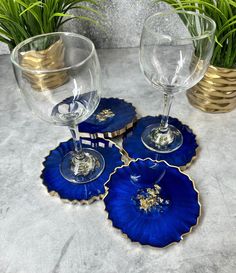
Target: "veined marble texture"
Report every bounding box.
[0,48,236,273]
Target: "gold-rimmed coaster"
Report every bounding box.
[122,116,199,170]
[41,137,129,205]
[104,158,201,248]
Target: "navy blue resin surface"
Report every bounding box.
[104,159,200,248]
[123,116,198,168]
[42,138,124,202]
[80,97,136,136]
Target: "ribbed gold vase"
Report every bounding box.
[20,39,68,91]
[187,65,236,113]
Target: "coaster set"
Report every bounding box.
[41,97,200,247]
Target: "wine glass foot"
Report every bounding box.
[60,148,105,184]
[141,123,183,153]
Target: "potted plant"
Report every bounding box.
[159,0,236,113]
[0,0,102,90]
[0,0,101,49]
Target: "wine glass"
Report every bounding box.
[140,11,216,153]
[11,32,105,184]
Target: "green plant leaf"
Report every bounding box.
[49,12,73,21]
[19,1,44,16]
[214,35,223,48]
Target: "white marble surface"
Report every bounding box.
[0,43,9,54]
[0,48,236,273]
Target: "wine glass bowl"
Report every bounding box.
[140,11,216,153]
[11,32,105,183]
[11,33,101,125]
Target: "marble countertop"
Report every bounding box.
[0,48,236,273]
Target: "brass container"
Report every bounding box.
[20,39,68,91]
[187,65,236,113]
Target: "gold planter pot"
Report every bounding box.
[187,65,236,113]
[20,39,68,91]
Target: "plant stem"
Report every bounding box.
[160,93,173,133]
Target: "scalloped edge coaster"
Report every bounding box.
[122,116,199,170]
[79,97,137,138]
[41,137,129,205]
[104,158,201,248]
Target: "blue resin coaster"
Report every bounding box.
[41,137,125,204]
[104,158,200,248]
[80,97,136,138]
[123,116,198,170]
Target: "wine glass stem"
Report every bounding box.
[69,124,83,155]
[160,93,173,133]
